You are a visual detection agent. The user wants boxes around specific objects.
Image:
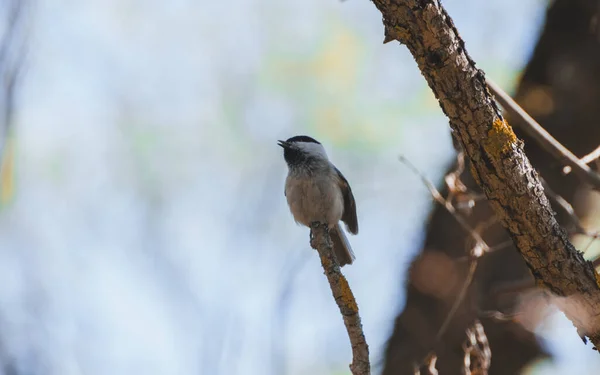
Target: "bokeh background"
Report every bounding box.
[0,0,598,374]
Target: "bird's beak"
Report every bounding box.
[277,140,290,148]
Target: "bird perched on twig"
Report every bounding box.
[278,135,358,266]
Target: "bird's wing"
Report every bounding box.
[334,166,358,234]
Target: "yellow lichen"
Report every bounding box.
[594,269,600,291]
[485,118,517,156]
[339,276,358,313]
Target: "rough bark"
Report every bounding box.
[374,0,600,373]
[309,223,370,375]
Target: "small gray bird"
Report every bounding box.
[278,135,358,266]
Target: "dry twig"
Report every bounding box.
[541,178,600,240]
[399,156,488,252]
[421,353,438,375]
[563,145,600,175]
[479,310,520,323]
[309,222,370,375]
[412,352,438,375]
[463,320,491,375]
[580,146,600,166]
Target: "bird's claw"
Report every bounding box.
[309,222,320,248]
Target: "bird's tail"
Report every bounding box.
[330,223,356,267]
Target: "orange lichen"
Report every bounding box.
[339,276,358,313]
[485,118,517,156]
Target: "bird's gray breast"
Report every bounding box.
[284,169,344,227]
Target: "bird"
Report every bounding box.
[278,135,358,266]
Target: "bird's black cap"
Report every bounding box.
[285,135,320,144]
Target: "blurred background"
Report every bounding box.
[0,0,598,374]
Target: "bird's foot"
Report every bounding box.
[309,222,322,248]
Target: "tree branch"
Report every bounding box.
[563,145,600,175]
[372,0,600,348]
[462,320,491,375]
[309,222,370,375]
[580,146,600,166]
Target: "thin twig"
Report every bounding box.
[422,352,438,375]
[583,235,599,255]
[399,156,488,252]
[540,177,600,266]
[309,222,370,375]
[563,145,600,175]
[485,77,600,190]
[479,310,521,323]
[540,177,600,254]
[581,146,600,165]
[437,254,479,341]
[489,278,536,301]
[445,152,486,215]
[455,239,514,264]
[463,320,491,375]
[487,240,513,253]
[541,178,579,223]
